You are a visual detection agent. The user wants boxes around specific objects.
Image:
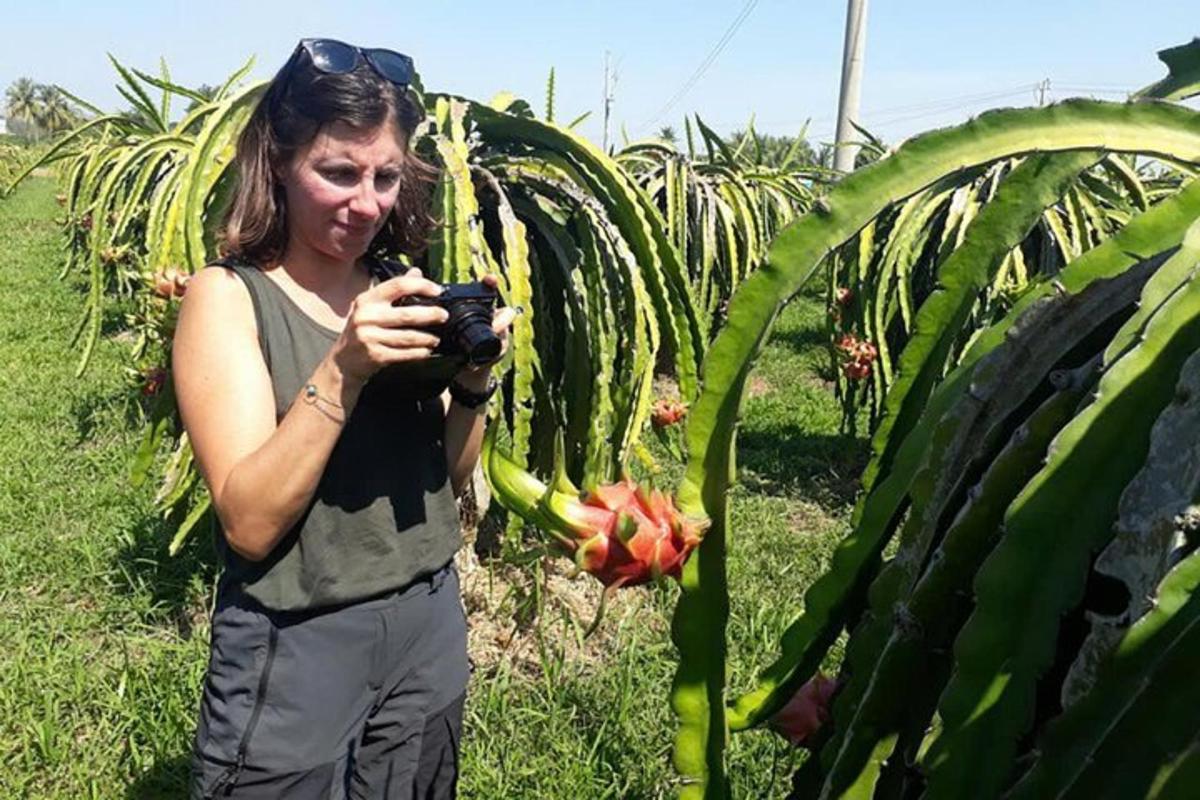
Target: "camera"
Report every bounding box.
[395,281,501,366]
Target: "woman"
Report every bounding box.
[173,39,513,799]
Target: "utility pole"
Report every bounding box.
[1036,78,1051,106]
[834,0,869,173]
[602,51,617,153]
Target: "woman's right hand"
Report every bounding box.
[332,267,449,386]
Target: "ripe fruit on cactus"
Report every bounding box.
[842,360,871,380]
[152,267,189,299]
[769,672,838,749]
[834,333,878,382]
[141,367,167,397]
[483,428,708,588]
[567,479,704,587]
[651,398,687,428]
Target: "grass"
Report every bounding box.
[0,177,865,798]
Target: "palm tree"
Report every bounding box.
[184,83,219,114]
[658,125,678,144]
[35,86,77,135]
[5,78,40,138]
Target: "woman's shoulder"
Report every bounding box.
[179,262,259,335]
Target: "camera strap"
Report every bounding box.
[366,257,425,284]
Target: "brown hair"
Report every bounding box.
[220,45,436,265]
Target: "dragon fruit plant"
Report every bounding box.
[651,41,1200,800]
[482,59,1200,794]
[472,38,1200,799]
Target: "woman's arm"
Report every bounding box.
[443,369,492,497]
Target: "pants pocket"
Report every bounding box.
[193,603,279,797]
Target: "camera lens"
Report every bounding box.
[456,319,502,365]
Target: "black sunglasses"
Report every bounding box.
[294,38,415,87]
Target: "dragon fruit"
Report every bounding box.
[560,479,704,586]
[835,333,878,382]
[769,672,839,749]
[651,398,687,428]
[484,429,707,588]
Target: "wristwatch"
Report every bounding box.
[449,377,498,409]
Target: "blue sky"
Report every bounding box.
[2,1,1195,147]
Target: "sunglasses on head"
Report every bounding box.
[294,38,415,88]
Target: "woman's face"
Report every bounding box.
[280,116,407,263]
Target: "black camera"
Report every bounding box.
[395,281,501,366]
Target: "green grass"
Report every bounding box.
[0,177,864,798]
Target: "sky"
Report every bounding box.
[1,1,1196,148]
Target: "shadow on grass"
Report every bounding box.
[737,426,868,511]
[111,506,219,640]
[69,386,147,445]
[769,325,831,355]
[126,754,191,799]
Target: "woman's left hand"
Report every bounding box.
[455,274,518,389]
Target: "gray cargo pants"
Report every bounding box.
[190,562,471,799]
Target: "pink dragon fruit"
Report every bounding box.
[484,430,707,588]
[769,672,839,749]
[559,479,705,587]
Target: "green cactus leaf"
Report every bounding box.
[817,356,1112,797]
[717,118,1200,741]
[1007,546,1200,799]
[921,236,1200,799]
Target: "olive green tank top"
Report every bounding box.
[209,257,463,611]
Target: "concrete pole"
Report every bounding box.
[834,0,869,173]
[602,51,612,153]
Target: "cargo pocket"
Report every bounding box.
[192,603,280,798]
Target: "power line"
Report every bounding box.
[856,83,1036,118]
[690,79,1142,139]
[867,85,1039,122]
[863,89,1037,128]
[1054,85,1137,95]
[640,0,759,130]
[690,85,1044,136]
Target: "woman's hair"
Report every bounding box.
[220,45,436,265]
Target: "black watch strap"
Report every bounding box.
[449,377,498,409]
